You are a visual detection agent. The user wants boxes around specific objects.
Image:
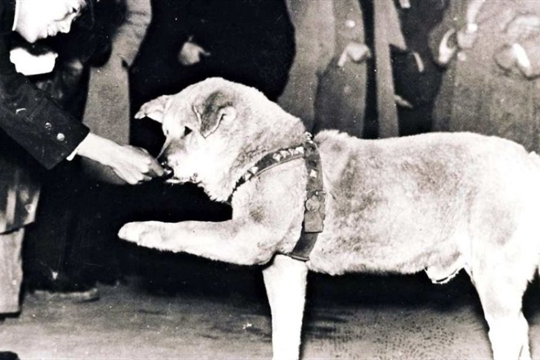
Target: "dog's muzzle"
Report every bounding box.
[160,162,200,185]
[160,162,175,180]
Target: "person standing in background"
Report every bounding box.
[430,0,540,153]
[392,0,446,136]
[278,0,335,132]
[132,0,294,109]
[281,0,406,139]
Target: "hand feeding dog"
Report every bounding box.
[119,77,540,360]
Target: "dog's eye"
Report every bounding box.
[184,127,193,137]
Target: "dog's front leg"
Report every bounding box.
[119,219,280,265]
[263,255,308,360]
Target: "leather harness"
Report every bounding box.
[232,133,326,261]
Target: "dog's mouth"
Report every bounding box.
[165,172,200,185]
[160,163,196,184]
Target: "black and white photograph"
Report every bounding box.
[2,0,540,359]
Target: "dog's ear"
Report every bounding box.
[194,91,237,138]
[134,95,172,123]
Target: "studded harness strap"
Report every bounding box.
[232,133,326,262]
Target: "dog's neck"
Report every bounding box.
[232,132,314,193]
[233,114,307,176]
[206,113,307,202]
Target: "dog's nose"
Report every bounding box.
[160,162,174,180]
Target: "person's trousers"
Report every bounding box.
[0,228,24,314]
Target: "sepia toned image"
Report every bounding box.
[2,0,540,359]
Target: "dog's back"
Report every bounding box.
[309,130,540,282]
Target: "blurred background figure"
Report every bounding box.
[430,0,540,152]
[281,0,445,139]
[278,0,334,132]
[312,0,374,138]
[392,0,446,136]
[281,0,406,139]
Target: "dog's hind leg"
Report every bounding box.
[471,264,532,360]
[262,255,308,360]
[486,313,530,360]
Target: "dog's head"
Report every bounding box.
[136,78,306,201]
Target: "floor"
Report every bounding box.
[2,258,540,360]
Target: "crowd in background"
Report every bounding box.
[3,0,540,313]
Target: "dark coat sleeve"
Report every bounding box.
[194,0,296,101]
[231,0,295,101]
[0,34,89,169]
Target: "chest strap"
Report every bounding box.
[289,136,326,261]
[233,133,326,262]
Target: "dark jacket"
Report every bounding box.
[0,0,89,170]
[430,0,540,153]
[312,0,405,138]
[0,132,40,233]
[0,0,87,232]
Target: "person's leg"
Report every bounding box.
[24,163,74,289]
[68,180,124,285]
[23,163,99,302]
[0,228,24,315]
[0,351,20,360]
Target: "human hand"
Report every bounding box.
[77,134,165,185]
[437,29,458,66]
[394,94,413,109]
[457,24,478,50]
[178,38,210,66]
[107,145,165,184]
[337,42,371,67]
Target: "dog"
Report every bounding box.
[119,77,540,360]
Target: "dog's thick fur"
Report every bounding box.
[119,78,540,360]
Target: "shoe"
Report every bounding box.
[0,351,20,360]
[0,313,20,322]
[30,275,100,303]
[33,286,100,303]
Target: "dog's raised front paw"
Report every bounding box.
[118,221,164,248]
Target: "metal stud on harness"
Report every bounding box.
[232,133,326,262]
